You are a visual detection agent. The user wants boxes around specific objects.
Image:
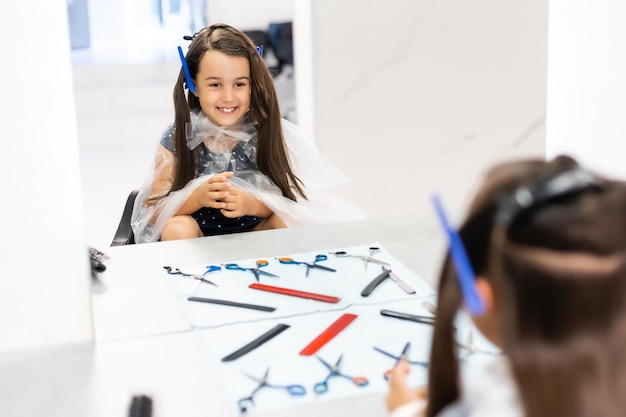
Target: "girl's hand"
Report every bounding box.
[195,172,234,209]
[220,187,272,218]
[386,360,428,413]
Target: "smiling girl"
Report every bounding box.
[131,24,363,243]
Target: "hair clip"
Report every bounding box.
[432,193,486,316]
[496,166,603,226]
[177,46,196,93]
[256,45,264,57]
[183,26,207,41]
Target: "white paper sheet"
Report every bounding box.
[160,243,500,415]
[163,243,436,329]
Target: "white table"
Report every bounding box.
[0,214,448,417]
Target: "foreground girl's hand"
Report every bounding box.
[220,187,272,218]
[387,360,428,416]
[174,172,234,215]
[189,172,234,210]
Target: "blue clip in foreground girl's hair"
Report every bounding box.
[177,46,197,93]
[256,45,264,57]
[431,193,486,316]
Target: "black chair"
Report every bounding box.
[243,24,293,78]
[111,189,139,246]
[243,29,271,55]
[267,22,293,77]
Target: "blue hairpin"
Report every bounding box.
[431,193,486,316]
[256,45,264,57]
[177,46,196,93]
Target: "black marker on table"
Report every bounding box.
[222,323,290,362]
[380,309,436,325]
[187,296,276,312]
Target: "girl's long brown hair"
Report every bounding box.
[427,155,626,417]
[170,23,305,201]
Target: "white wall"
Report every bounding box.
[298,0,548,217]
[546,0,626,180]
[0,1,93,352]
[206,0,293,30]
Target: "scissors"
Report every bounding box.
[329,246,391,270]
[277,254,337,277]
[224,259,279,282]
[313,354,369,394]
[203,265,221,276]
[163,265,218,287]
[237,367,306,413]
[373,342,428,380]
[361,266,416,296]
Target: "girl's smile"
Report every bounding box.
[218,107,237,113]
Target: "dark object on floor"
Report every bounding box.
[128,395,153,417]
[88,246,110,280]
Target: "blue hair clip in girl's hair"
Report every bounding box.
[431,193,486,316]
[177,46,196,93]
[256,45,264,56]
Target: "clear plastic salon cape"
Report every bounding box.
[130,116,365,243]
